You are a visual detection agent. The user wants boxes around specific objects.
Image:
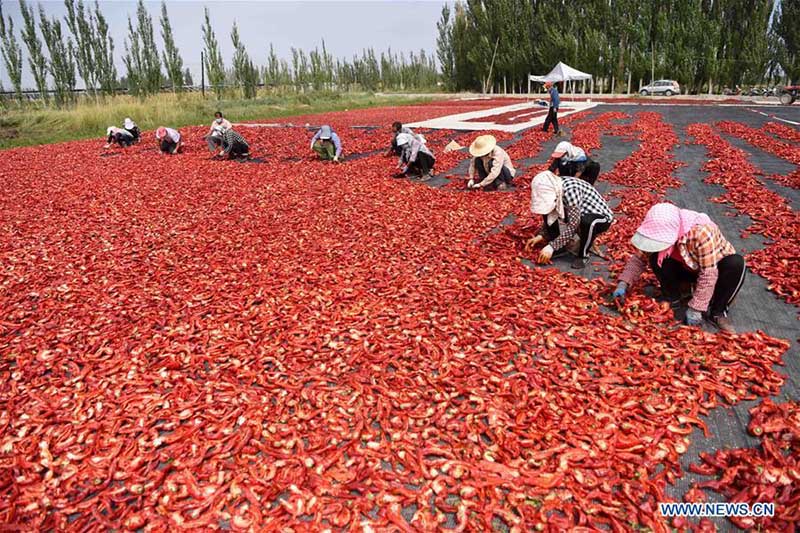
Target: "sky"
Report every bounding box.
[1,0,446,89]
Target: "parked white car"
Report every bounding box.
[640,80,680,96]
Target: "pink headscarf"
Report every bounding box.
[636,203,716,266]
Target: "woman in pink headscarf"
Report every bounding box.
[155,127,182,154]
[613,203,745,333]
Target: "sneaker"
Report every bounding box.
[708,314,736,334]
[571,256,588,269]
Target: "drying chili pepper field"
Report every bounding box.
[1,99,799,532]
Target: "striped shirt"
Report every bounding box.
[538,177,613,251]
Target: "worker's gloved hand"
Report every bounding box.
[400,165,408,174]
[524,235,543,252]
[685,308,703,326]
[467,179,475,188]
[536,245,554,265]
[333,155,340,163]
[612,281,627,303]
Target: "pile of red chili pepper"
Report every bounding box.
[684,399,800,530]
[0,104,794,531]
[718,121,800,189]
[763,121,800,144]
[688,124,800,306]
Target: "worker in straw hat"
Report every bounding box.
[466,135,516,191]
[526,170,613,269]
[155,127,182,155]
[612,203,745,333]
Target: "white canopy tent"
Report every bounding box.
[528,62,593,94]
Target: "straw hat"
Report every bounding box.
[469,135,497,157]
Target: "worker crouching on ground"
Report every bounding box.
[467,135,516,191]
[206,111,233,153]
[613,203,745,333]
[526,171,613,269]
[388,122,422,156]
[123,118,141,143]
[396,133,435,180]
[104,126,135,148]
[155,127,182,155]
[209,128,250,160]
[311,125,342,162]
[549,141,601,185]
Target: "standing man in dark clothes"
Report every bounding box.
[542,81,561,136]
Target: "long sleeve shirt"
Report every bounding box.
[399,138,434,165]
[537,177,613,251]
[221,129,249,155]
[549,86,560,110]
[310,130,342,157]
[468,145,516,187]
[619,224,736,312]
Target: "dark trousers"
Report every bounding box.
[108,133,133,147]
[649,253,746,316]
[577,213,611,258]
[543,107,559,133]
[408,152,435,175]
[160,139,177,154]
[542,213,611,257]
[581,161,601,185]
[474,157,513,191]
[126,127,140,143]
[226,141,249,158]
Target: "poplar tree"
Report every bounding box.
[91,1,116,95]
[160,1,183,91]
[18,0,48,102]
[0,1,23,100]
[774,0,800,84]
[201,7,225,97]
[64,0,95,93]
[39,7,76,106]
[230,21,258,98]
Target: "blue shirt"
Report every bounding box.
[310,129,342,157]
[549,86,560,110]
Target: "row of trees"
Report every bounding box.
[0,0,438,105]
[437,0,800,94]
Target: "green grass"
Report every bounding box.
[0,91,439,149]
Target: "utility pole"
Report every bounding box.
[201,51,205,98]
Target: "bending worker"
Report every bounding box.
[104,126,135,148]
[612,203,744,333]
[549,141,601,185]
[311,125,342,162]
[396,132,435,180]
[155,127,182,155]
[123,117,141,143]
[467,135,516,191]
[389,121,423,156]
[209,128,250,159]
[526,170,613,269]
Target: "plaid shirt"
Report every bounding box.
[539,177,613,251]
[221,129,249,155]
